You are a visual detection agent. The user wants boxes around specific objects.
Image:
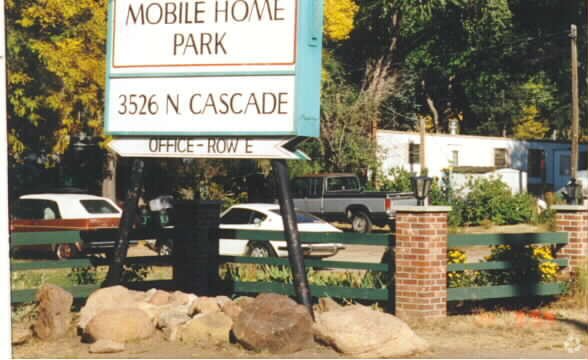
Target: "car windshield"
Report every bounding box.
[269,210,324,224]
[80,200,120,214]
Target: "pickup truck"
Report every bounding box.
[291,173,417,232]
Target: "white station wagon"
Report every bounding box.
[10,193,124,259]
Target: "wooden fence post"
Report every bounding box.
[393,205,451,321]
[552,204,588,275]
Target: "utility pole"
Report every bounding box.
[419,116,427,173]
[570,24,580,179]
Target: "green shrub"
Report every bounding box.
[11,271,47,290]
[377,167,413,192]
[220,264,387,290]
[447,248,480,288]
[121,264,151,282]
[476,245,559,286]
[67,267,98,285]
[447,245,561,288]
[440,176,537,227]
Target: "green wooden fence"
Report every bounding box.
[9,229,394,305]
[446,232,569,301]
[10,229,570,306]
[216,230,393,303]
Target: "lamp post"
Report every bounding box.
[565,178,583,205]
[411,176,432,206]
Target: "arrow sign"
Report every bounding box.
[105,136,309,160]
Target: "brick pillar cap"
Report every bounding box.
[552,204,588,212]
[393,205,452,213]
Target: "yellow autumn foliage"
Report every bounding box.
[513,105,549,140]
[324,0,359,41]
[17,0,107,160]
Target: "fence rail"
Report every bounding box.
[446,232,569,301]
[11,230,81,246]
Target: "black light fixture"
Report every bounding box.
[411,176,432,206]
[565,178,582,205]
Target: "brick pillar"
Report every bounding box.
[552,204,588,275]
[394,206,451,321]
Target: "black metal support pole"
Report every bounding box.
[271,159,314,319]
[103,158,145,287]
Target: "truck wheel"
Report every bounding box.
[247,242,276,258]
[55,243,78,260]
[351,211,372,233]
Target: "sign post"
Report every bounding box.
[104,0,323,316]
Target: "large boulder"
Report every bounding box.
[178,312,233,345]
[32,284,73,340]
[232,293,314,354]
[189,297,220,316]
[313,305,429,358]
[169,291,197,306]
[78,286,142,330]
[147,289,171,305]
[84,308,156,343]
[220,301,243,322]
[314,297,342,314]
[157,306,192,330]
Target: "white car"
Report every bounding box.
[219,203,345,258]
[10,192,124,259]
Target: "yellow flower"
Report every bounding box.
[533,247,554,260]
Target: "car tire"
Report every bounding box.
[158,239,174,257]
[247,242,276,258]
[351,211,373,233]
[55,243,78,260]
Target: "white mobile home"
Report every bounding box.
[377,130,588,195]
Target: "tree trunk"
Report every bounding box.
[102,151,117,202]
[425,95,439,133]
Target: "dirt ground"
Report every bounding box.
[11,223,588,359]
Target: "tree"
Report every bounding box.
[324,0,359,41]
[318,69,380,172]
[7,0,107,167]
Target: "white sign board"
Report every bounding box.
[111,0,298,74]
[107,75,295,134]
[109,0,297,74]
[106,137,309,159]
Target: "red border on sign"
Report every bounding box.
[111,0,298,69]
